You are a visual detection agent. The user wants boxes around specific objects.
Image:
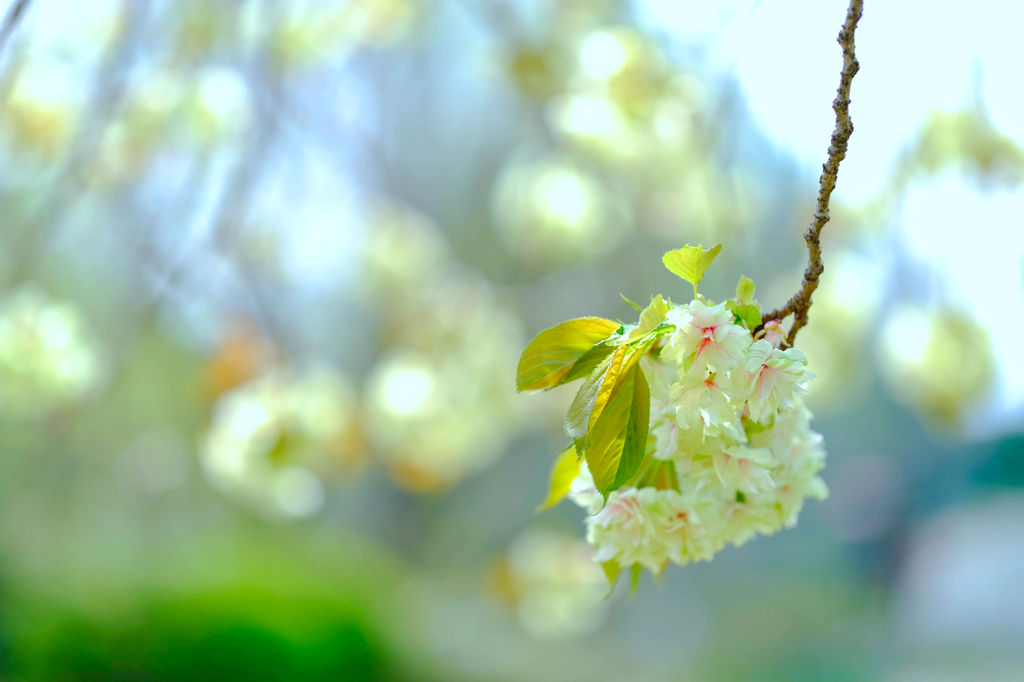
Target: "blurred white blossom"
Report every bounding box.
[491,152,629,268]
[0,287,104,419]
[498,528,610,638]
[361,203,548,490]
[364,281,526,490]
[878,303,993,423]
[1,61,83,161]
[201,364,365,519]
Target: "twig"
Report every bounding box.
[6,0,152,287]
[757,0,863,346]
[0,0,31,58]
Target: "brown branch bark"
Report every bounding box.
[758,0,863,347]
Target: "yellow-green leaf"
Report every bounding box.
[736,275,755,305]
[726,300,762,329]
[564,342,616,383]
[629,563,643,597]
[620,293,643,312]
[738,304,761,328]
[662,244,722,298]
[564,344,627,441]
[622,367,651,487]
[602,560,622,590]
[585,363,650,496]
[516,317,620,391]
[637,459,680,491]
[623,450,655,488]
[536,445,582,512]
[628,295,669,340]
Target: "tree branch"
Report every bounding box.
[0,0,32,57]
[758,0,863,346]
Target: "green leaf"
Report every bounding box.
[736,276,755,305]
[743,417,766,440]
[623,367,651,486]
[573,436,587,461]
[726,301,762,329]
[735,490,746,503]
[623,450,654,488]
[585,362,650,497]
[602,560,622,589]
[516,317,620,391]
[564,342,616,383]
[728,276,760,329]
[629,563,643,597]
[740,305,762,328]
[536,445,582,512]
[628,295,669,341]
[637,459,680,491]
[662,244,722,298]
[564,345,628,441]
[620,293,643,312]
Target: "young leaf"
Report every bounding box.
[736,276,755,306]
[623,449,655,488]
[662,244,722,298]
[743,418,766,440]
[516,317,620,392]
[628,295,669,340]
[739,304,762,328]
[602,560,622,590]
[573,436,587,461]
[585,362,650,496]
[564,345,628,442]
[564,342,616,383]
[621,367,651,488]
[536,445,582,512]
[726,301,762,329]
[637,459,680,491]
[629,563,643,597]
[620,293,643,312]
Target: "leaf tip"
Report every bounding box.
[620,293,643,312]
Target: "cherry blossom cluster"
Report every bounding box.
[569,299,827,573]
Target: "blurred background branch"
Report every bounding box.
[0,0,31,57]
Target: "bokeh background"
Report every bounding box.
[0,0,1022,680]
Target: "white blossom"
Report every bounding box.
[671,368,745,442]
[711,444,775,494]
[736,340,816,423]
[663,300,751,373]
[586,488,664,571]
[566,297,827,573]
[645,355,681,460]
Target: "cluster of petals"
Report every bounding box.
[569,299,826,572]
